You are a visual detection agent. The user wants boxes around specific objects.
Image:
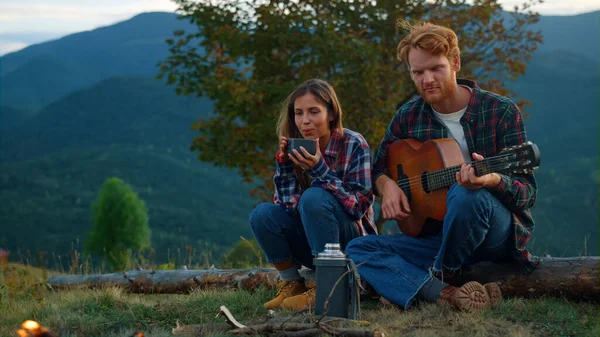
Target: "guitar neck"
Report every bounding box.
[427,157,498,191]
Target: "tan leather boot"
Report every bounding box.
[281,281,316,310]
[438,281,502,313]
[263,279,307,309]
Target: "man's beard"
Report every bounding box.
[418,79,456,105]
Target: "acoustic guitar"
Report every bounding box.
[386,138,540,237]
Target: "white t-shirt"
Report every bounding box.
[431,86,472,163]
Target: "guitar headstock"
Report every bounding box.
[497,141,540,174]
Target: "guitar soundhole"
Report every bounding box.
[421,172,431,194]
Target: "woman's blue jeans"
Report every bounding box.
[346,184,512,309]
[250,187,359,269]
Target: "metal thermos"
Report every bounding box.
[313,243,358,319]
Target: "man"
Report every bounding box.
[346,21,538,313]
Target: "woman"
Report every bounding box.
[249,79,377,310]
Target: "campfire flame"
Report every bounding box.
[21,320,40,331]
[17,320,144,337]
[17,320,54,337]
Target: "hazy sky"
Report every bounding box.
[1,0,599,55]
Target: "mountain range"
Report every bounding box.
[1,10,598,266]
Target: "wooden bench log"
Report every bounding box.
[45,257,599,301]
[448,256,600,302]
[46,267,286,294]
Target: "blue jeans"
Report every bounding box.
[346,184,512,309]
[250,187,360,269]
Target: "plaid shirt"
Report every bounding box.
[274,128,378,236]
[373,79,539,273]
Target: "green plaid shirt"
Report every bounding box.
[373,79,539,273]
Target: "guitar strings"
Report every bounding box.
[396,155,524,189]
[394,153,513,185]
[394,153,527,189]
[395,155,516,188]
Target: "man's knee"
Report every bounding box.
[346,237,367,263]
[345,237,361,254]
[346,235,382,257]
[447,184,492,212]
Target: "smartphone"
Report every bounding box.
[287,138,317,158]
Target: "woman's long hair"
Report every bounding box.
[275,79,345,189]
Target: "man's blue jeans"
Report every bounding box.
[346,184,512,309]
[250,187,359,269]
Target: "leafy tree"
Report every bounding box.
[84,177,151,271]
[158,0,542,210]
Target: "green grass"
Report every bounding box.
[486,297,600,337]
[1,283,275,337]
[1,264,598,337]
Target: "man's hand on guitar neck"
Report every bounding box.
[376,175,411,221]
[456,153,502,190]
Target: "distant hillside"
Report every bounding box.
[0,12,196,110]
[511,50,599,143]
[1,12,194,75]
[2,10,598,113]
[0,77,213,160]
[0,105,36,131]
[526,123,598,257]
[0,77,258,264]
[507,50,599,256]
[535,10,600,61]
[0,54,89,111]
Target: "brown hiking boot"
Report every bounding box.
[281,281,316,310]
[264,279,307,309]
[438,281,502,313]
[484,282,503,306]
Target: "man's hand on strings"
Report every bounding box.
[456,153,501,190]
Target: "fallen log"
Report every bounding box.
[46,267,295,293]
[449,256,600,302]
[45,257,599,301]
[45,267,312,293]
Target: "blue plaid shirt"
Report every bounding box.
[274,128,377,236]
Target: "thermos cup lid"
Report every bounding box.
[317,243,346,258]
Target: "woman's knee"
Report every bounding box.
[298,187,330,213]
[249,202,277,231]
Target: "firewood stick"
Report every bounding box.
[269,328,324,337]
[228,323,319,335]
[216,305,246,329]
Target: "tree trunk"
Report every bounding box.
[448,256,600,302]
[47,267,287,294]
[46,257,600,301]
